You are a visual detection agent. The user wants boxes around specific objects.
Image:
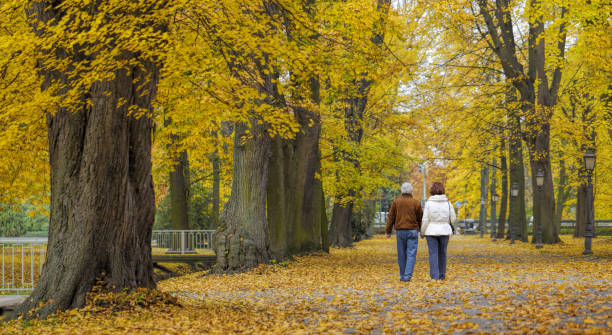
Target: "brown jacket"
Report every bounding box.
[385,194,423,234]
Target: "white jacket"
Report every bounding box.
[421,195,456,236]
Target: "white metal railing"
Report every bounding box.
[1,243,46,292]
[0,230,215,293]
[151,230,215,254]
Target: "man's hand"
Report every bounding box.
[420,233,425,239]
[385,234,391,238]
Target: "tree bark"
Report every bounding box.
[477,0,564,244]
[267,109,327,257]
[525,0,561,244]
[575,184,588,237]
[169,150,191,252]
[508,113,527,241]
[329,90,364,247]
[330,200,354,247]
[211,148,221,229]
[527,131,559,243]
[214,122,271,271]
[264,0,328,258]
[490,159,497,238]
[267,137,288,259]
[498,140,508,238]
[479,165,489,236]
[11,1,161,320]
[554,160,570,235]
[318,185,329,253]
[170,150,190,231]
[15,80,158,319]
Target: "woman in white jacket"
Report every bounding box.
[420,182,456,280]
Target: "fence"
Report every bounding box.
[1,243,46,293]
[151,230,215,254]
[0,230,215,293]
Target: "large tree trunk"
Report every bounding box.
[508,114,527,241]
[169,150,191,252]
[210,122,233,230]
[524,95,558,243]
[211,149,221,229]
[575,184,588,237]
[11,1,160,320]
[554,160,570,235]
[265,2,328,258]
[16,83,157,319]
[170,150,190,230]
[267,109,327,258]
[527,131,559,244]
[289,107,327,253]
[498,140,508,238]
[330,201,354,247]
[267,137,288,259]
[525,0,559,244]
[214,122,271,271]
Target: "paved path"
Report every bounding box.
[161,235,612,334]
[2,236,610,334]
[0,295,26,314]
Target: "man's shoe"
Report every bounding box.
[400,278,411,282]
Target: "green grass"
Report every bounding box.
[560,227,612,236]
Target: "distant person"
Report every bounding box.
[420,182,456,280]
[385,182,423,282]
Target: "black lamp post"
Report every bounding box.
[583,147,596,255]
[491,193,498,241]
[510,182,518,245]
[535,169,544,249]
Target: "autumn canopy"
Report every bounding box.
[0,0,610,329]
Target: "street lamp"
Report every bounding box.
[535,169,544,249]
[583,147,596,255]
[491,192,499,241]
[510,183,519,244]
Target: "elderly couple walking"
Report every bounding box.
[385,181,456,282]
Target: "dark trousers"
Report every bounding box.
[426,235,449,280]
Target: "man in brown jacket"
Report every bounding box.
[385,182,423,281]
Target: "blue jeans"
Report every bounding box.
[396,230,418,281]
[426,235,449,280]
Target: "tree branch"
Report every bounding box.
[549,6,567,104]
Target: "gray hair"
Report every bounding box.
[401,182,413,195]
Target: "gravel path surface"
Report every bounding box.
[161,235,612,334]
